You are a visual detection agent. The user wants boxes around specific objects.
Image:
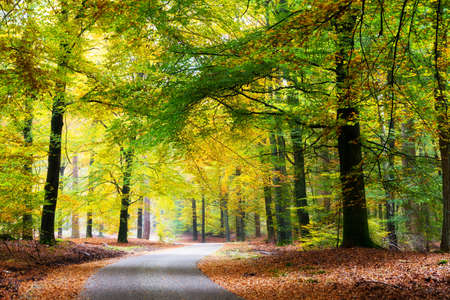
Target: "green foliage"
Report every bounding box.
[437,259,447,265]
[299,222,338,250]
[0,0,446,252]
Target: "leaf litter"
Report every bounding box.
[0,238,177,299]
[198,242,450,300]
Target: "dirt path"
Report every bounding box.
[81,243,242,300]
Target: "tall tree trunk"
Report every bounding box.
[86,156,94,238]
[137,197,143,239]
[401,118,424,250]
[220,205,224,237]
[263,181,275,242]
[85,211,93,238]
[201,194,206,243]
[22,102,33,240]
[318,147,332,221]
[57,164,66,239]
[334,3,373,248]
[235,215,241,241]
[40,82,66,244]
[117,147,134,243]
[98,223,104,238]
[223,194,230,242]
[255,213,261,238]
[235,168,246,241]
[192,198,198,241]
[270,129,292,245]
[40,2,69,245]
[434,0,449,252]
[288,94,310,236]
[260,143,276,243]
[383,156,398,250]
[380,110,398,250]
[71,155,80,238]
[378,204,383,220]
[239,208,245,241]
[143,196,151,239]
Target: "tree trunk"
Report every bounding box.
[137,197,143,239]
[223,194,230,242]
[269,129,292,245]
[192,198,198,241]
[57,164,66,239]
[220,205,224,237]
[235,168,246,241]
[263,182,275,242]
[41,97,66,244]
[260,143,276,243]
[239,208,245,241]
[384,175,398,250]
[71,155,80,239]
[201,195,206,243]
[39,3,69,245]
[235,215,241,241]
[98,223,104,238]
[318,147,333,223]
[433,0,449,253]
[255,213,261,238]
[334,3,373,248]
[143,197,151,239]
[337,107,372,247]
[401,118,424,250]
[287,95,310,236]
[86,156,94,238]
[117,147,134,243]
[380,111,398,250]
[22,103,33,240]
[40,86,66,244]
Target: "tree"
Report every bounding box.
[40,1,71,245]
[71,155,80,238]
[270,128,292,245]
[333,2,373,248]
[288,93,310,237]
[86,156,95,238]
[117,146,134,243]
[137,197,143,239]
[433,0,449,252]
[201,194,206,243]
[192,198,198,241]
[143,197,151,240]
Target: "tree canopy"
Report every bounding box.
[0,0,448,252]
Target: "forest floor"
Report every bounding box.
[0,238,178,299]
[199,242,450,300]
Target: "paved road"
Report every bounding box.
[81,243,242,300]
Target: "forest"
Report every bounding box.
[0,0,448,299]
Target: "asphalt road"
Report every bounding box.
[81,243,242,300]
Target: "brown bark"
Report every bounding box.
[71,155,80,239]
[192,198,198,241]
[334,3,373,247]
[434,0,449,252]
[117,147,134,243]
[137,197,143,239]
[40,1,69,245]
[143,197,151,240]
[401,118,425,250]
[86,156,94,238]
[255,213,261,238]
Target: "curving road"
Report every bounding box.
[81,243,242,300]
